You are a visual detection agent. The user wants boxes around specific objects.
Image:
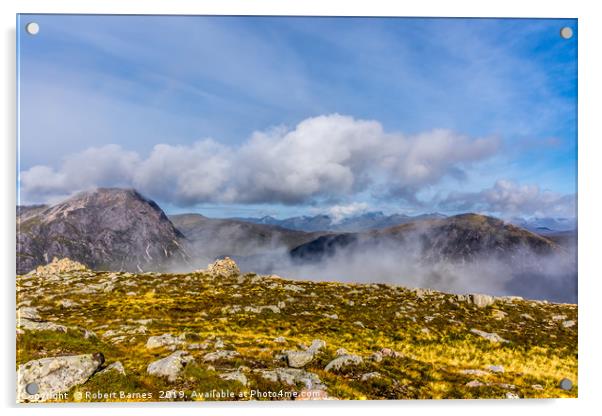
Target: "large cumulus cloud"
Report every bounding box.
[20,114,500,207]
[439,179,576,218]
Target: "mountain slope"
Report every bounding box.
[17,188,189,274]
[291,213,559,263]
[170,213,322,266]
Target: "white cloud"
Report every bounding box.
[20,114,500,207]
[439,180,576,217]
[327,202,370,223]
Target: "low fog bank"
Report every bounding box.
[168,225,577,304]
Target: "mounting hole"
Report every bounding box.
[25,22,40,35]
[25,382,39,395]
[559,378,573,390]
[560,27,573,40]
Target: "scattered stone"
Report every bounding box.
[18,307,41,321]
[283,284,305,292]
[361,372,381,381]
[466,380,484,388]
[492,310,508,320]
[219,370,247,386]
[468,293,496,308]
[488,365,504,373]
[273,336,286,343]
[147,351,193,382]
[335,348,348,356]
[18,319,68,333]
[325,354,363,372]
[531,384,544,390]
[379,348,403,358]
[323,313,338,320]
[285,351,314,368]
[470,328,509,343]
[354,321,365,328]
[520,314,534,322]
[370,352,383,362]
[58,299,78,308]
[552,314,567,321]
[256,368,325,390]
[562,320,576,328]
[100,361,126,376]
[203,350,240,362]
[146,333,185,350]
[285,339,325,368]
[17,353,104,402]
[214,338,225,349]
[505,392,520,399]
[460,369,489,376]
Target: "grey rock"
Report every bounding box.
[361,372,381,381]
[219,370,247,386]
[147,351,193,382]
[505,392,520,399]
[202,350,240,362]
[101,361,126,376]
[488,365,504,373]
[470,328,509,343]
[256,368,325,390]
[459,369,489,376]
[17,353,104,402]
[466,380,484,388]
[325,354,363,372]
[468,293,496,308]
[18,318,67,333]
[562,320,576,328]
[286,351,314,368]
[146,333,184,350]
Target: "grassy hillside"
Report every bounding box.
[16,259,577,402]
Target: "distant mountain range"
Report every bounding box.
[234,211,576,235]
[234,212,448,232]
[16,188,577,302]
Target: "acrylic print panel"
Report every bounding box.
[16,14,577,403]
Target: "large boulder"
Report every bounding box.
[147,351,194,382]
[17,353,104,402]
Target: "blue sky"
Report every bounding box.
[17,15,577,219]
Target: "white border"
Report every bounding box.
[2,1,600,416]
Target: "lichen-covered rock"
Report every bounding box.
[147,351,193,382]
[285,351,315,368]
[324,354,363,372]
[219,370,247,386]
[17,353,104,402]
[146,333,185,350]
[18,318,68,333]
[256,368,325,390]
[206,257,240,277]
[285,339,325,368]
[468,293,496,308]
[470,329,509,343]
[31,257,89,276]
[202,350,240,362]
[100,361,126,376]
